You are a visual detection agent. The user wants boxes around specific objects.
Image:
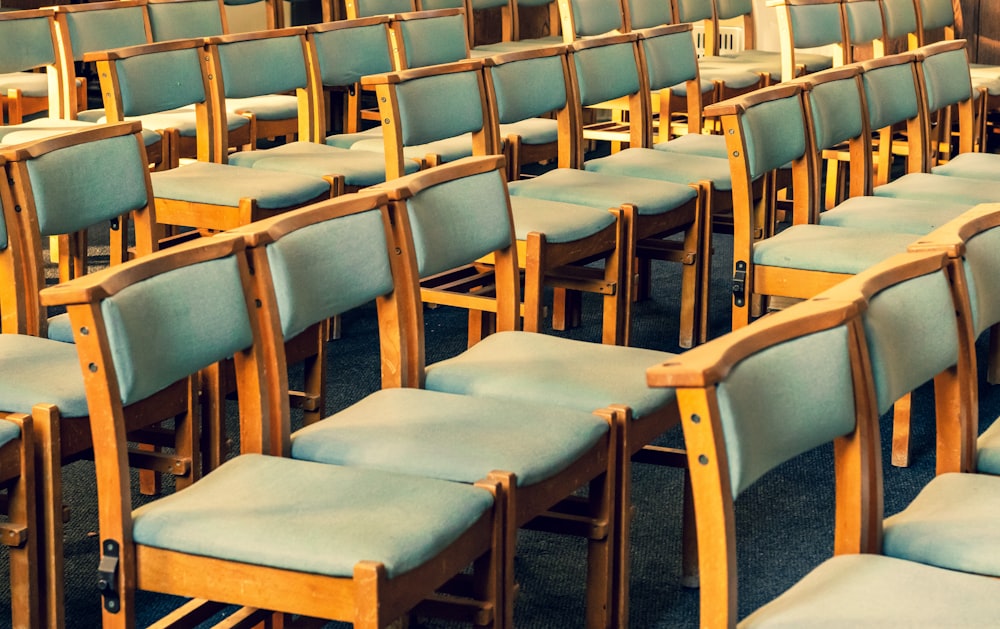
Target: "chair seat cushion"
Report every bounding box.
[718,50,832,76]
[931,152,1000,180]
[883,472,1000,576]
[0,334,88,418]
[78,106,249,137]
[0,71,49,97]
[325,127,384,149]
[508,167,697,216]
[291,388,608,488]
[819,196,972,234]
[499,117,559,146]
[150,162,330,210]
[653,133,728,159]
[691,63,762,90]
[351,134,475,165]
[0,419,20,450]
[228,141,418,186]
[752,225,915,273]
[47,314,74,344]
[0,118,95,146]
[740,553,1000,627]
[226,94,299,121]
[586,147,733,190]
[508,195,617,243]
[473,37,564,54]
[131,453,494,580]
[424,331,676,419]
[977,419,1000,474]
[875,173,1000,206]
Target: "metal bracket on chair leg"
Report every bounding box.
[97,539,121,613]
[732,261,747,308]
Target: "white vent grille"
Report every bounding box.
[691,25,745,57]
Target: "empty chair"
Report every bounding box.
[646,249,1000,627]
[147,0,228,40]
[39,226,507,629]
[388,8,471,70]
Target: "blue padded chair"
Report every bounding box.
[484,42,707,347]
[39,227,506,629]
[363,57,631,347]
[235,160,620,628]
[345,0,416,17]
[389,8,471,70]
[646,249,1000,628]
[147,0,228,40]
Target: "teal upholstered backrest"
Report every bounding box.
[117,46,207,116]
[880,0,918,40]
[625,0,672,29]
[572,41,641,107]
[739,92,807,179]
[395,70,484,145]
[569,0,625,37]
[787,1,844,48]
[962,228,1000,338]
[470,0,509,9]
[916,0,955,31]
[844,0,884,46]
[311,23,393,87]
[489,54,568,124]
[806,76,865,151]
[216,34,308,98]
[921,47,972,113]
[65,6,150,61]
[353,0,414,16]
[0,14,57,73]
[715,0,751,20]
[862,270,958,414]
[863,61,919,130]
[641,29,699,91]
[420,0,464,9]
[102,254,253,406]
[717,324,856,497]
[265,209,394,340]
[396,13,468,68]
[406,168,513,277]
[25,133,149,237]
[148,0,225,40]
[674,0,713,23]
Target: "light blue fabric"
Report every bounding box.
[963,228,1000,338]
[0,334,88,418]
[844,0,884,46]
[0,15,57,73]
[101,255,253,406]
[509,196,617,243]
[916,0,955,30]
[740,554,1000,627]
[397,14,468,68]
[863,63,919,131]
[787,3,843,49]
[148,0,225,40]
[312,23,394,87]
[116,47,207,116]
[653,133,727,159]
[65,7,149,61]
[150,162,329,210]
[642,30,698,91]
[266,209,393,340]
[508,167,697,216]
[881,0,918,39]
[673,0,711,23]
[490,55,567,124]
[26,134,149,237]
[395,71,484,146]
[292,388,608,487]
[348,0,412,16]
[224,94,299,121]
[717,325,855,497]
[976,420,1000,474]
[0,118,96,147]
[585,147,733,190]
[217,35,308,99]
[0,419,20,449]
[714,0,751,20]
[132,453,494,580]
[350,134,475,164]
[573,42,641,108]
[499,118,559,146]
[752,225,914,274]
[807,78,864,151]
[425,330,677,419]
[570,0,624,37]
[405,169,512,277]
[46,314,74,344]
[325,127,383,149]
[0,72,48,98]
[473,36,563,54]
[79,107,249,138]
[692,65,761,90]
[921,49,973,112]
[863,271,958,414]
[933,152,1000,180]
[883,473,1000,576]
[875,173,1000,206]
[228,141,418,185]
[819,196,971,234]
[740,94,805,180]
[624,0,672,30]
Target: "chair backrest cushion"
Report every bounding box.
[217,34,308,98]
[311,23,393,87]
[807,77,865,151]
[916,0,955,31]
[963,228,1000,338]
[265,209,394,339]
[844,0,884,47]
[64,6,150,60]
[489,54,568,124]
[674,0,713,23]
[715,0,752,20]
[117,46,208,115]
[148,0,225,40]
[572,41,641,107]
[569,0,625,37]
[921,47,972,113]
[880,0,918,40]
[396,13,468,68]
[395,70,484,145]
[641,29,699,92]
[786,1,844,48]
[0,14,57,73]
[739,92,807,179]
[624,0,673,30]
[863,61,919,130]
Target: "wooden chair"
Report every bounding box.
[39,228,506,629]
[221,0,282,30]
[364,57,632,346]
[646,249,1000,627]
[234,160,620,628]
[388,8,471,70]
[485,43,707,347]
[345,0,417,18]
[146,0,228,41]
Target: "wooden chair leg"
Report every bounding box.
[891,393,913,468]
[551,288,582,332]
[32,404,65,629]
[5,414,38,629]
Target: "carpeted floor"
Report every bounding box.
[7,212,995,628]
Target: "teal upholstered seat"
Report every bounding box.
[820,197,972,234]
[0,118,96,147]
[0,335,88,418]
[133,453,494,579]
[350,133,476,165]
[150,161,329,210]
[752,226,916,273]
[508,168,698,216]
[0,419,20,450]
[229,140,419,187]
[325,127,384,149]
[0,73,48,99]
[586,147,733,191]
[507,196,617,243]
[875,173,1000,206]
